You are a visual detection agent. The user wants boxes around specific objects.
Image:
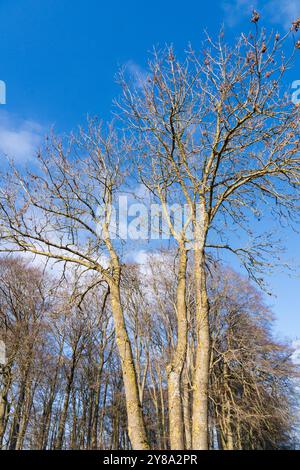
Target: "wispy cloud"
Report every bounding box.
[266,0,299,29]
[0,112,43,163]
[127,249,149,265]
[125,61,149,89]
[222,0,299,29]
[292,339,300,364]
[222,0,258,28]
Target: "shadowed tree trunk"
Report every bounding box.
[54,347,77,449]
[0,365,11,448]
[9,357,32,450]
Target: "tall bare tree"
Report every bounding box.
[0,123,149,449]
[118,18,300,448]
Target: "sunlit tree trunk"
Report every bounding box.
[110,280,149,449]
[167,245,187,449]
[182,366,192,449]
[192,214,210,450]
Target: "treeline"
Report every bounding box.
[0,256,298,450]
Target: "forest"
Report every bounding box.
[0,256,298,450]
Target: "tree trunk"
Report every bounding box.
[16,384,34,449]
[0,365,11,448]
[54,381,72,449]
[9,378,27,449]
[54,359,76,450]
[182,367,192,449]
[99,377,109,449]
[103,216,149,450]
[223,363,234,450]
[110,281,149,450]
[167,245,187,450]
[192,216,210,450]
[91,355,104,449]
[39,381,59,449]
[0,393,9,448]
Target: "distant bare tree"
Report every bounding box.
[209,267,298,449]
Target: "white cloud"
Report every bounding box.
[0,112,43,163]
[125,61,149,89]
[266,0,299,29]
[292,339,300,365]
[134,183,151,202]
[222,0,258,27]
[222,0,299,29]
[128,249,149,265]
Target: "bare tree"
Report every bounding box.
[118,18,300,448]
[209,267,298,450]
[0,122,149,449]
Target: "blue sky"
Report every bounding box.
[0,0,300,342]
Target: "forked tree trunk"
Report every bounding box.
[167,246,188,450]
[109,281,149,450]
[192,216,210,450]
